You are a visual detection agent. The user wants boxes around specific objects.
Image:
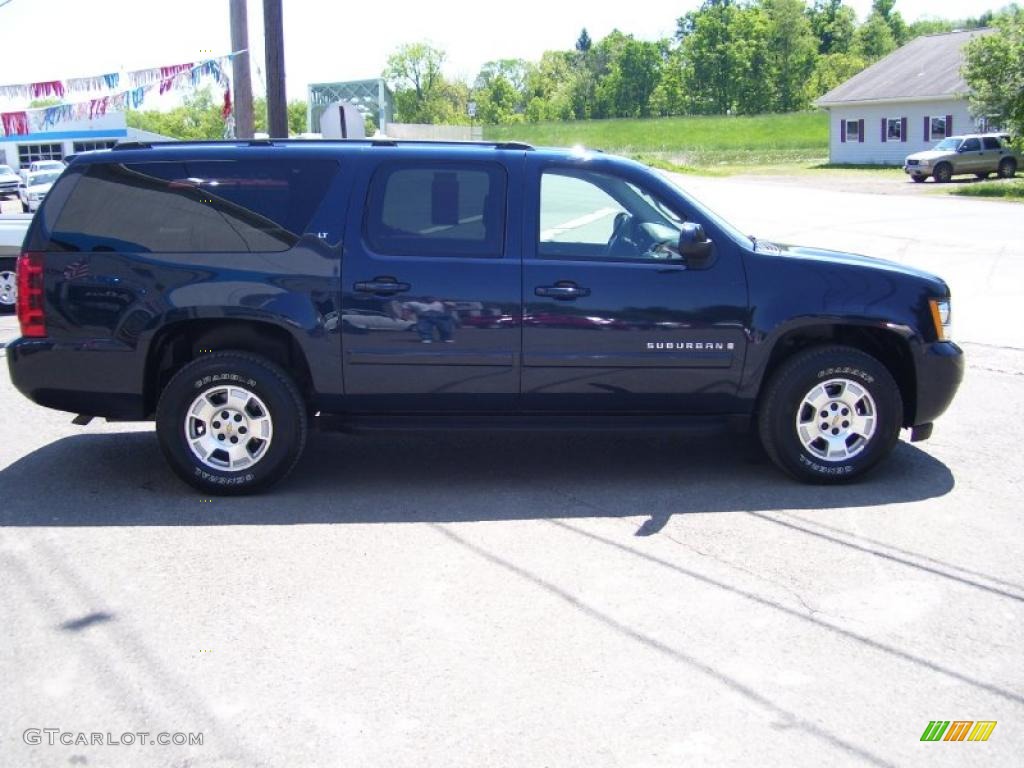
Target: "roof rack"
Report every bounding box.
[111,138,535,150]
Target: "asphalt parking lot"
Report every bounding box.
[2,179,1023,767]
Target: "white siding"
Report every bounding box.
[826,98,978,165]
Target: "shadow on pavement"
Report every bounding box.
[0,429,953,526]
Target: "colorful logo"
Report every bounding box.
[920,721,997,742]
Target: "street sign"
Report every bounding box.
[467,101,477,119]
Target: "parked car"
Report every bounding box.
[7,139,963,493]
[18,170,61,212]
[0,213,31,313]
[0,164,21,197]
[903,133,1020,183]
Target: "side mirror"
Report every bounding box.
[678,222,714,268]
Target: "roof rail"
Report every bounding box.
[109,138,536,150]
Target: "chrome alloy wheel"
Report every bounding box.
[795,378,877,462]
[184,385,273,471]
[0,270,15,307]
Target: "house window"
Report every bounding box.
[930,116,949,141]
[72,140,118,153]
[887,118,902,140]
[845,120,860,142]
[18,143,64,165]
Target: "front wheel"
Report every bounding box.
[758,346,903,483]
[933,163,953,183]
[156,352,308,494]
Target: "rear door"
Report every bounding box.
[521,157,749,413]
[958,137,984,172]
[340,149,523,410]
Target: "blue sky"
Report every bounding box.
[0,0,1005,108]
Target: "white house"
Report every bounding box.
[0,112,173,171]
[816,29,996,165]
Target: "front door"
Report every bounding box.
[522,161,749,413]
[340,152,523,410]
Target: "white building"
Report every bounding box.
[816,29,996,166]
[0,111,173,171]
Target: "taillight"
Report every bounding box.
[16,251,45,338]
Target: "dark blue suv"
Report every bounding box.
[8,139,963,493]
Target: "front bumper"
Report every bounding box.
[903,164,929,175]
[912,341,963,426]
[7,336,147,419]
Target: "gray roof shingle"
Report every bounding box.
[816,28,995,106]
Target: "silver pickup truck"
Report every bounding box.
[0,214,31,313]
[904,133,1020,183]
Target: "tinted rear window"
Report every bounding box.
[364,162,506,257]
[45,159,337,253]
[982,137,1002,150]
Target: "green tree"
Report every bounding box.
[677,0,749,114]
[807,0,856,54]
[808,51,867,97]
[762,0,818,111]
[964,8,1024,139]
[127,87,227,139]
[854,10,897,60]
[576,28,592,53]
[594,36,663,118]
[383,42,457,123]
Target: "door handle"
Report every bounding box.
[535,283,590,300]
[354,278,411,295]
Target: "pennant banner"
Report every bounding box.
[1,57,237,138]
[0,51,241,105]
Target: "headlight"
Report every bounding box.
[929,298,952,341]
[917,159,930,166]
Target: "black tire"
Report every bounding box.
[911,174,926,183]
[998,158,1017,179]
[933,163,953,183]
[156,352,307,494]
[758,346,903,484]
[0,256,15,314]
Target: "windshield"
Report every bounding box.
[934,138,961,151]
[28,172,60,186]
[0,165,14,175]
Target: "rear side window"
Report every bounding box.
[45,159,337,253]
[364,162,506,257]
[983,137,1002,150]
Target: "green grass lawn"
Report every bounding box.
[947,179,1024,201]
[483,112,829,173]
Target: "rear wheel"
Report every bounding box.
[758,346,903,483]
[0,257,16,314]
[156,352,307,494]
[998,158,1017,178]
[933,163,953,183]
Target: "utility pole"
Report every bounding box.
[229,0,254,138]
[263,0,288,138]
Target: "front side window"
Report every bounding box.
[539,170,686,262]
[961,137,981,152]
[48,158,337,253]
[364,163,506,258]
